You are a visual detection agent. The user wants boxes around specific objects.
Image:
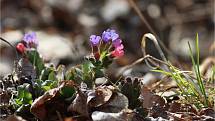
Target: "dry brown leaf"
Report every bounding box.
[168,102,198,114]
[31,81,74,120]
[87,86,113,107]
[67,89,89,117]
[31,87,59,120]
[199,108,215,118]
[139,86,165,108]
[98,92,129,113]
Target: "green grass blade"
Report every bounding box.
[151,69,172,76]
[188,34,208,106]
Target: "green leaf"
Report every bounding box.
[60,86,75,98]
[41,80,57,91]
[94,68,104,78]
[26,49,45,77]
[40,68,52,81]
[82,61,94,79]
[100,51,107,61]
[16,84,33,106]
[152,69,172,76]
[74,67,84,83]
[48,71,56,81]
[65,68,83,84]
[33,79,44,97]
[65,69,74,80]
[82,61,94,75]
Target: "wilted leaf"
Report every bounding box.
[87,86,113,107]
[98,92,128,113]
[199,108,215,118]
[30,88,58,120]
[31,81,74,120]
[168,102,198,114]
[139,86,165,108]
[149,105,168,119]
[67,89,89,117]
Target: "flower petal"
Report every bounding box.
[23,32,38,48]
[102,29,119,42]
[90,35,101,46]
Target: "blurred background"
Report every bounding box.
[0,0,214,77]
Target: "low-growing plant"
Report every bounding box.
[1,29,214,120]
[153,34,214,109]
[65,29,124,88]
[8,29,125,115]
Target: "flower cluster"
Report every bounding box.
[16,32,38,54]
[89,29,124,58]
[23,32,38,48]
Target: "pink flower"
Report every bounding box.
[111,44,124,57]
[112,39,122,48]
[16,43,26,54]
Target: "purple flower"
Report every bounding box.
[102,29,119,42]
[23,32,38,48]
[112,39,122,48]
[90,35,101,46]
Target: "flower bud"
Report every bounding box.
[94,52,100,60]
[16,43,26,54]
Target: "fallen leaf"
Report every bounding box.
[30,87,59,120]
[87,86,113,107]
[168,102,198,114]
[67,89,89,117]
[31,81,75,120]
[150,105,168,119]
[98,92,129,113]
[199,108,215,118]
[139,86,165,108]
